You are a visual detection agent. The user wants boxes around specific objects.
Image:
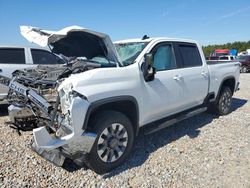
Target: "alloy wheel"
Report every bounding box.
[97,123,128,163]
[220,90,232,114]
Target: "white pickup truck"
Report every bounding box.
[1,26,240,174]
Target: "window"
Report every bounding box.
[210,56,219,60]
[178,44,202,67]
[219,56,228,60]
[31,49,59,65]
[152,44,176,71]
[115,42,148,66]
[0,48,25,64]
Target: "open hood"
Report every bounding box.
[20,25,120,63]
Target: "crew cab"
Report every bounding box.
[0,46,64,101]
[1,26,240,174]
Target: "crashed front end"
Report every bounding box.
[32,87,97,166]
[0,25,121,166]
[2,65,97,166]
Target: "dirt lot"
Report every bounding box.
[0,74,249,188]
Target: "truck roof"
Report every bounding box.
[114,37,198,44]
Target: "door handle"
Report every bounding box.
[173,75,182,80]
[201,71,208,76]
[0,69,2,73]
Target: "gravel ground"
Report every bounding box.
[0,74,250,188]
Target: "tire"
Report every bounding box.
[85,111,134,174]
[241,66,247,73]
[212,86,233,116]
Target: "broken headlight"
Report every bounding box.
[59,83,87,117]
[59,83,73,114]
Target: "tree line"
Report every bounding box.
[202,41,250,57]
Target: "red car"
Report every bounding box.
[237,55,250,73]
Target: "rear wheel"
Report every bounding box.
[212,86,233,115]
[85,111,134,174]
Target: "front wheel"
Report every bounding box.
[85,111,134,174]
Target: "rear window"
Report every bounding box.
[178,44,202,67]
[0,48,25,64]
[210,57,219,60]
[31,49,59,65]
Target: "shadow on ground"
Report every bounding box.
[231,97,247,112]
[0,104,8,116]
[102,98,247,177]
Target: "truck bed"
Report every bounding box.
[207,61,240,98]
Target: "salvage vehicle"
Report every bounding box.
[0,46,64,101]
[0,25,240,174]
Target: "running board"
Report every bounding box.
[144,107,207,135]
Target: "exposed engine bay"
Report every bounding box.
[0,58,101,134]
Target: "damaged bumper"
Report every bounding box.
[31,96,97,166]
[8,93,97,166]
[32,128,96,166]
[33,126,96,154]
[33,126,96,152]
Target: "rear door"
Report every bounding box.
[173,42,209,108]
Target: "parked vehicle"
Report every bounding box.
[236,55,250,73]
[211,49,230,57]
[207,55,236,62]
[218,55,236,61]
[0,46,64,101]
[0,26,240,174]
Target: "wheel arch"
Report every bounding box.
[216,76,236,100]
[83,96,140,136]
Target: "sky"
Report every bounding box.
[0,0,249,46]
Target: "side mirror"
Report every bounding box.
[142,53,155,82]
[145,53,153,66]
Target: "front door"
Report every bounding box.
[141,43,185,124]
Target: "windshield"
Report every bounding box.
[115,42,148,66]
[58,54,117,67]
